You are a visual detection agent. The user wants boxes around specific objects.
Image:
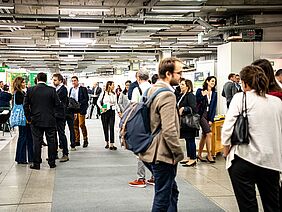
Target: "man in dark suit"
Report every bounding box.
[24,72,61,170]
[53,73,69,162]
[70,76,89,147]
[89,82,102,119]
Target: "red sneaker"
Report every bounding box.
[128,179,146,188]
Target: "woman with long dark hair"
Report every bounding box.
[118,80,131,113]
[98,81,121,150]
[222,65,282,211]
[12,77,33,164]
[196,76,217,163]
[178,79,199,167]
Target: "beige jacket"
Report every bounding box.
[139,81,184,164]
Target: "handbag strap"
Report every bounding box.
[242,92,247,116]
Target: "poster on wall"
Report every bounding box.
[194,60,216,90]
[7,72,29,86]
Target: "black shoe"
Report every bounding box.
[109,146,117,150]
[197,156,207,162]
[83,142,88,148]
[49,164,56,168]
[105,144,109,149]
[75,142,81,146]
[206,156,216,163]
[96,115,99,119]
[30,164,40,170]
[182,161,197,167]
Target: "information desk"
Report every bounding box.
[211,119,224,156]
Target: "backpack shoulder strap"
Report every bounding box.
[145,87,172,106]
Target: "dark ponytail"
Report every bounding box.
[240,65,269,97]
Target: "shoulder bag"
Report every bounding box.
[231,92,250,145]
[10,94,26,128]
[180,107,200,130]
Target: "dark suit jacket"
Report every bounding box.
[177,92,199,138]
[70,86,89,115]
[55,85,68,119]
[196,88,217,122]
[93,86,102,96]
[222,81,237,108]
[24,83,61,127]
[127,81,139,100]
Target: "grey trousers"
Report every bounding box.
[137,157,146,179]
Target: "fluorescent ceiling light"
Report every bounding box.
[59,26,99,30]
[20,55,45,58]
[7,44,36,47]
[0,36,31,40]
[0,6,14,9]
[188,51,212,53]
[116,42,142,45]
[59,7,110,12]
[119,37,151,41]
[152,9,200,13]
[178,37,208,41]
[58,38,96,45]
[111,44,138,48]
[0,24,25,28]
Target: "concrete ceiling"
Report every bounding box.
[0,0,281,74]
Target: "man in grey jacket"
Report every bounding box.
[222,73,238,108]
[139,57,184,212]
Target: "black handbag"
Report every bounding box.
[67,97,81,113]
[180,107,200,130]
[231,92,250,145]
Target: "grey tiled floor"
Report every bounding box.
[0,119,264,212]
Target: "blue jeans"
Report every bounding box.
[184,137,196,160]
[145,162,179,212]
[16,125,33,163]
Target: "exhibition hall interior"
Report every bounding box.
[0,0,281,211]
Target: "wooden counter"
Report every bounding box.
[211,119,224,156]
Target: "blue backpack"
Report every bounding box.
[119,87,171,154]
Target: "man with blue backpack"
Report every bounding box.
[120,57,184,211]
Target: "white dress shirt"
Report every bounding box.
[70,86,79,101]
[221,90,282,172]
[131,81,151,103]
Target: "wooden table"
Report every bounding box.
[211,119,224,157]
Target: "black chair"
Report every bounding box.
[0,110,12,137]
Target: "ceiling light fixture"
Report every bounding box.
[111,44,138,48]
[59,26,99,30]
[188,51,212,53]
[151,8,201,13]
[7,44,37,47]
[0,6,14,10]
[0,36,31,40]
[0,24,25,28]
[59,7,110,12]
[58,38,96,45]
[119,37,151,41]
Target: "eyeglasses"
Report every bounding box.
[173,71,182,75]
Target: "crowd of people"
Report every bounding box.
[0,57,281,211]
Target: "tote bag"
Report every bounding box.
[10,94,26,128]
[180,107,200,130]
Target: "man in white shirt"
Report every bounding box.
[129,68,154,188]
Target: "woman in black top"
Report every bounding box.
[177,79,199,167]
[12,77,33,164]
